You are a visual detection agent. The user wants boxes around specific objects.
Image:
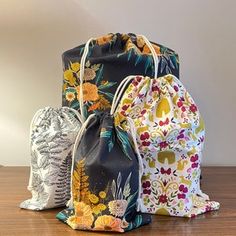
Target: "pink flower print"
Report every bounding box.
[159,141,168,149]
[190,104,198,113]
[142,181,151,195]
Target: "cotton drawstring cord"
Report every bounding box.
[126,117,146,212]
[138,34,159,79]
[110,75,135,115]
[79,38,94,123]
[67,113,96,208]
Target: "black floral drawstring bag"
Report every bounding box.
[56,111,151,232]
[62,33,179,119]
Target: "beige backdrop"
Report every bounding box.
[0,0,235,166]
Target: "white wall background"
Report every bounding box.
[0,0,235,166]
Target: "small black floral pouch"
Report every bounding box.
[56,112,151,232]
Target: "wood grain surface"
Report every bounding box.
[0,167,235,236]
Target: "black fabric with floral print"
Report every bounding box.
[56,112,151,232]
[62,33,179,119]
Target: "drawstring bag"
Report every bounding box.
[62,33,179,120]
[56,48,151,233]
[20,107,82,210]
[114,36,220,217]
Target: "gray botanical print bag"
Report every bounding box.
[20,107,82,210]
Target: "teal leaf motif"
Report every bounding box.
[144,56,154,74]
[125,215,143,231]
[95,64,104,85]
[116,128,133,160]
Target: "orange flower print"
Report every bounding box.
[96,34,113,45]
[94,215,124,232]
[76,82,99,102]
[142,44,161,55]
[67,201,94,230]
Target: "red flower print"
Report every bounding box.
[177,101,183,107]
[142,181,151,195]
[178,193,186,199]
[133,76,142,86]
[140,132,150,140]
[152,86,159,92]
[122,105,129,111]
[159,118,169,126]
[190,104,197,113]
[159,194,168,204]
[178,184,188,199]
[181,106,186,112]
[159,141,168,149]
[190,154,199,162]
[142,141,151,146]
[141,109,147,115]
[179,184,188,193]
[190,154,199,168]
[160,167,171,175]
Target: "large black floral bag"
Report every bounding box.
[56,111,151,232]
[62,33,179,119]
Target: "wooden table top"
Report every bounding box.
[0,167,235,236]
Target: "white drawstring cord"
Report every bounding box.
[126,117,146,212]
[79,38,94,123]
[67,113,96,208]
[63,107,84,124]
[138,35,159,79]
[110,75,136,115]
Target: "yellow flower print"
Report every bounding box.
[76,82,99,102]
[92,205,101,215]
[99,191,106,199]
[70,62,80,72]
[67,201,94,229]
[108,200,128,217]
[65,92,75,102]
[89,193,99,204]
[94,215,124,232]
[97,203,107,211]
[64,69,76,86]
